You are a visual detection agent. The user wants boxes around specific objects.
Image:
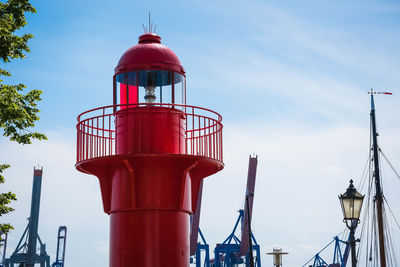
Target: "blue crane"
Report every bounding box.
[302,221,358,267]
[211,155,261,267]
[51,226,67,267]
[212,210,261,267]
[190,227,211,267]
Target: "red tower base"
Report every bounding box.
[110,211,189,266]
[77,155,222,267]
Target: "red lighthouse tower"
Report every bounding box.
[75,29,223,267]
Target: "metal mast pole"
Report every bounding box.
[349,226,356,267]
[370,93,387,267]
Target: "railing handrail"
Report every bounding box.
[77,103,222,124]
[76,103,223,163]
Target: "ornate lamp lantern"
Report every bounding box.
[338,179,364,267]
[339,179,364,226]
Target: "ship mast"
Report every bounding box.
[370,91,387,267]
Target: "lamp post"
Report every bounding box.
[267,247,288,267]
[338,179,364,267]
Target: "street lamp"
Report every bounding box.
[338,179,364,267]
[267,247,288,267]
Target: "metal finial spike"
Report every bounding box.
[149,12,151,32]
[142,24,146,33]
[153,25,157,33]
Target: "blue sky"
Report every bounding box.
[2,0,400,266]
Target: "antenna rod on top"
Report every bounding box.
[143,12,156,33]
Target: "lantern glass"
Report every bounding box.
[115,70,186,107]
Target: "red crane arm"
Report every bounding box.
[240,155,258,256]
[190,180,204,256]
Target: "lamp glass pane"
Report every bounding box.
[174,73,184,106]
[341,197,354,220]
[353,198,363,219]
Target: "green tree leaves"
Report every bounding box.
[0,164,17,234]
[0,0,45,237]
[0,73,46,144]
[0,0,35,62]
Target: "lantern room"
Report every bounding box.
[113,33,186,107]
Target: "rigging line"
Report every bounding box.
[359,121,373,192]
[301,238,336,267]
[387,221,396,267]
[369,176,376,264]
[359,171,373,266]
[379,147,400,181]
[339,227,348,249]
[359,184,370,246]
[361,201,369,265]
[386,227,396,267]
[383,208,397,267]
[339,227,349,257]
[366,175,374,265]
[359,150,372,192]
[357,217,365,260]
[378,146,385,193]
[382,195,400,230]
[383,208,400,267]
[371,208,378,265]
[382,207,391,266]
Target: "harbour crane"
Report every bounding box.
[302,233,352,267]
[5,168,50,267]
[51,226,67,267]
[4,169,68,267]
[211,155,261,267]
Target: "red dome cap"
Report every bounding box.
[115,33,185,75]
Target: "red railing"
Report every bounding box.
[76,103,223,163]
